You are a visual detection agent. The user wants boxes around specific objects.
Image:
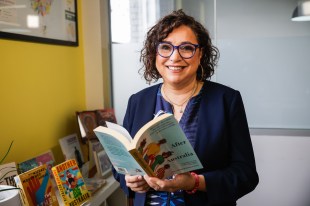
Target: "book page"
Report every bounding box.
[106,121,132,142]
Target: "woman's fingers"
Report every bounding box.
[125,173,195,193]
[125,174,143,183]
[125,175,150,193]
[144,173,195,192]
[144,175,164,191]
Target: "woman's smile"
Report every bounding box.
[166,66,186,71]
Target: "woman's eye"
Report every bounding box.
[161,45,171,50]
[180,45,194,52]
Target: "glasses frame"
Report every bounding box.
[157,42,200,59]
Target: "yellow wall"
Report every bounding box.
[0,0,86,164]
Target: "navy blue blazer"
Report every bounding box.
[113,81,259,206]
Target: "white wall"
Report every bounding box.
[238,135,310,206]
[216,0,310,129]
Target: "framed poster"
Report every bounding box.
[0,0,78,46]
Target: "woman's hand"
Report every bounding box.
[125,175,150,193]
[144,172,198,192]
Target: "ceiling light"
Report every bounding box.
[292,1,310,21]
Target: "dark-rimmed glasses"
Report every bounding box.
[157,42,200,59]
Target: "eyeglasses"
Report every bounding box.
[157,42,200,59]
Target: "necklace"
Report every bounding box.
[162,81,198,113]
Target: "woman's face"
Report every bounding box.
[156,25,202,86]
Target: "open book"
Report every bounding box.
[93,113,203,179]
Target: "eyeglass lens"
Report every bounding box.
[157,43,198,59]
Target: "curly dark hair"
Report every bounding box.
[140,9,219,84]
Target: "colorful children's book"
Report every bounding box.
[51,159,91,206]
[17,150,55,178]
[0,162,18,187]
[14,164,59,206]
[93,113,203,179]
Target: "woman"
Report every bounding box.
[113,10,259,206]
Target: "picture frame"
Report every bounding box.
[96,150,112,178]
[0,0,78,46]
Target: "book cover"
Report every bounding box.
[76,111,98,140]
[85,140,100,178]
[77,109,117,140]
[0,162,18,187]
[17,150,55,180]
[89,140,104,176]
[59,134,85,169]
[90,140,112,177]
[95,108,117,127]
[14,164,59,206]
[93,113,203,179]
[51,159,90,206]
[95,150,112,178]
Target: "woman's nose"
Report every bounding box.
[169,48,182,62]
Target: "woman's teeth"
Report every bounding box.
[168,66,183,71]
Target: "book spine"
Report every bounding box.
[129,150,155,176]
[51,167,67,206]
[14,176,29,206]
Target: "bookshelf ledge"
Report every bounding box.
[86,174,120,206]
[56,174,119,206]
